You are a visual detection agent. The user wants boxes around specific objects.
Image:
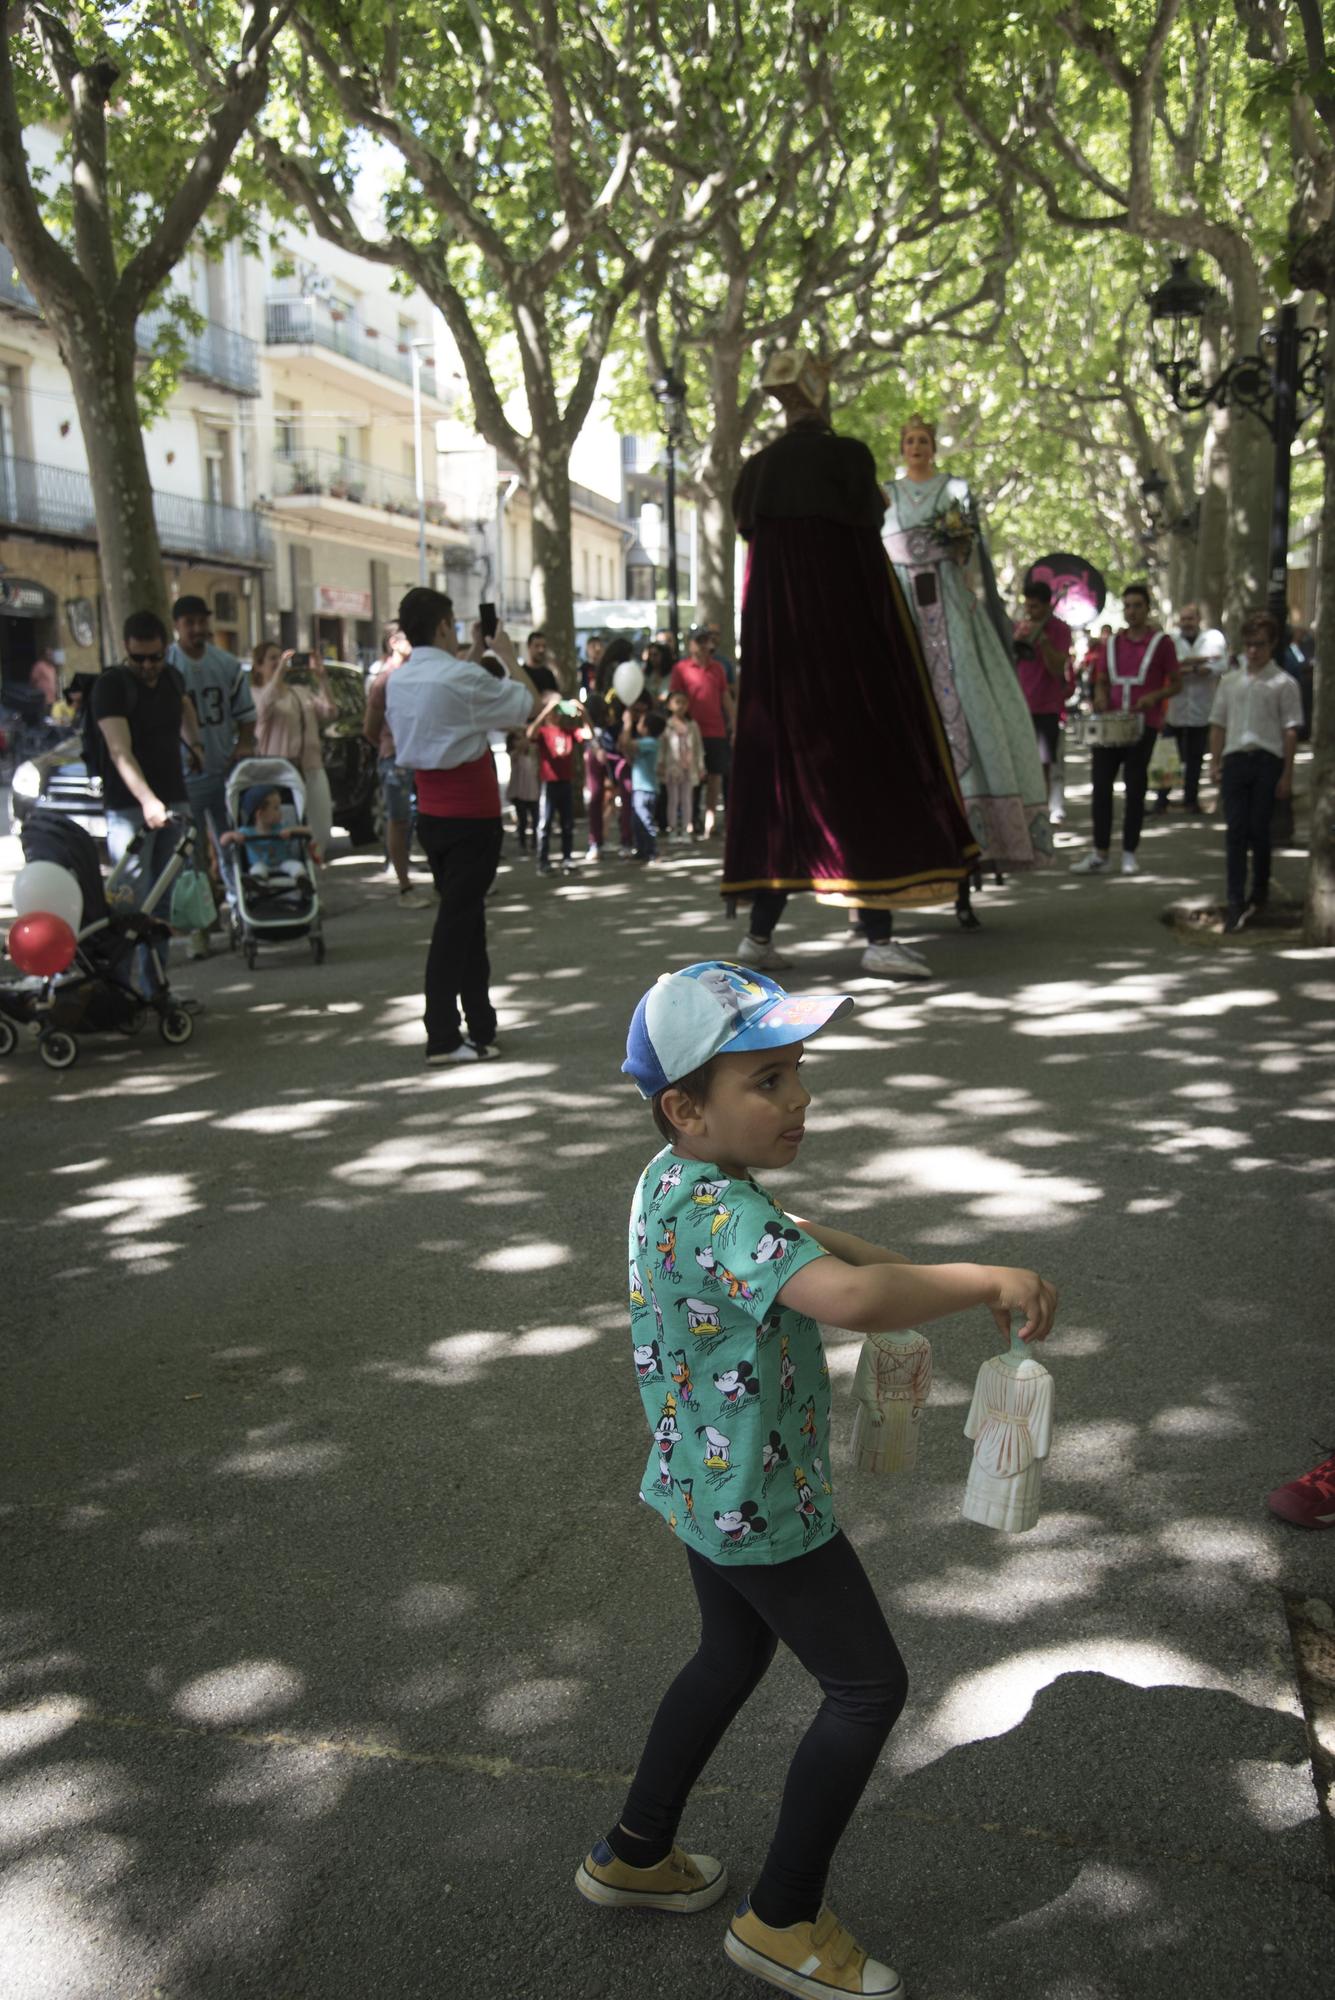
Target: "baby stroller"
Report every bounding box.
[0,807,196,1070]
[218,756,325,968]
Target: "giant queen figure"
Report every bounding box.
[722,351,976,981]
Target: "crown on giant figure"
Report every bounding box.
[761,347,832,409]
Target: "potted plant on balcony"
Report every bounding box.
[292,465,320,495]
[329,474,349,499]
[345,482,364,505]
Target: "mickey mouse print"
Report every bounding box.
[627,1147,836,1563]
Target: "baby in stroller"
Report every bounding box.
[222,783,321,882]
[218,759,326,966]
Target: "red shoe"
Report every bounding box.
[1267,1448,1335,1529]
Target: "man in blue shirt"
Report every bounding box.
[167,597,256,949]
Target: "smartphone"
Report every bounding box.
[290,650,311,669]
[479,601,498,639]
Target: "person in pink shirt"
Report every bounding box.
[669,626,736,838]
[1012,580,1073,823]
[251,643,337,860]
[1069,583,1181,878]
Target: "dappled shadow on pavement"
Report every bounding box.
[2,808,1334,1995]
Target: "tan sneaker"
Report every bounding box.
[574,1836,727,1913]
[724,1898,904,1998]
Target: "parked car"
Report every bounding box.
[6,658,382,849]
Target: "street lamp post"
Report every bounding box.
[410,338,437,586]
[651,365,687,660]
[1145,256,1325,629]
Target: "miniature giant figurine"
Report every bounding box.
[851,1328,934,1475]
[724,350,977,983]
[961,1332,1054,1534]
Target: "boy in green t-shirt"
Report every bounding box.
[576,959,1059,2000]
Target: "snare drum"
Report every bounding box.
[1085,710,1144,750]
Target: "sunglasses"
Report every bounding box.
[127,648,165,664]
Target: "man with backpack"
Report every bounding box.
[91,609,203,994]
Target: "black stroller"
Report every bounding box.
[0,808,197,1070]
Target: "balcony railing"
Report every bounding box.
[621,434,664,475]
[271,447,457,527]
[0,252,38,316]
[265,298,435,393]
[137,304,259,396]
[0,247,258,395]
[0,455,272,566]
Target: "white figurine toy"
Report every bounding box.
[850,1328,933,1475]
[961,1331,1053,1533]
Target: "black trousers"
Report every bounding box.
[619,1532,907,1926]
[751,888,892,946]
[513,799,538,848]
[1032,711,1062,768]
[538,778,574,864]
[1220,749,1283,907]
[1091,726,1157,854]
[1156,723,1209,807]
[416,815,503,1050]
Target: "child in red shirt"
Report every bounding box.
[529,699,586,874]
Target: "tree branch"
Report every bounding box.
[120,0,296,310]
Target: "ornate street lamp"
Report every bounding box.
[650,364,687,660]
[1145,254,1326,626]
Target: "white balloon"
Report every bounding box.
[612,661,645,706]
[12,859,83,932]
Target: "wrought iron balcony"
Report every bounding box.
[265,297,436,393]
[270,447,458,528]
[0,246,258,395]
[0,252,38,316]
[138,304,260,396]
[622,434,665,475]
[0,455,273,565]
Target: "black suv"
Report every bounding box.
[6,660,382,848]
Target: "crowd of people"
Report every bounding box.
[4,369,1330,2000]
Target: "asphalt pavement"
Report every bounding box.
[2,760,1334,2000]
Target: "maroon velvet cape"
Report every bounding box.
[722,515,978,905]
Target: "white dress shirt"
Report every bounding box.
[386,645,533,771]
[1167,627,1228,729]
[1209,663,1303,760]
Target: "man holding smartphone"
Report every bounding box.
[386,587,552,1063]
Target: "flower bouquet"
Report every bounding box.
[928,490,978,557]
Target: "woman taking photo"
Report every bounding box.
[250,643,336,860]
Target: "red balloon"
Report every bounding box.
[7,911,77,977]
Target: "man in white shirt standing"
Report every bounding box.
[1155,601,1228,815]
[387,588,551,1063]
[1209,609,1303,931]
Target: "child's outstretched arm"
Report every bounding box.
[788,1218,909,1268]
[779,1249,1057,1345]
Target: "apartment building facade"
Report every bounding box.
[0,140,700,685]
[0,163,464,679]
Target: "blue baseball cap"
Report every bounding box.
[623,960,854,1099]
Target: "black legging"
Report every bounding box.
[751,888,892,947]
[617,1532,907,1927]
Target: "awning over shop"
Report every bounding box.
[0,576,57,618]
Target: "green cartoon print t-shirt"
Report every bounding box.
[628,1147,836,1565]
